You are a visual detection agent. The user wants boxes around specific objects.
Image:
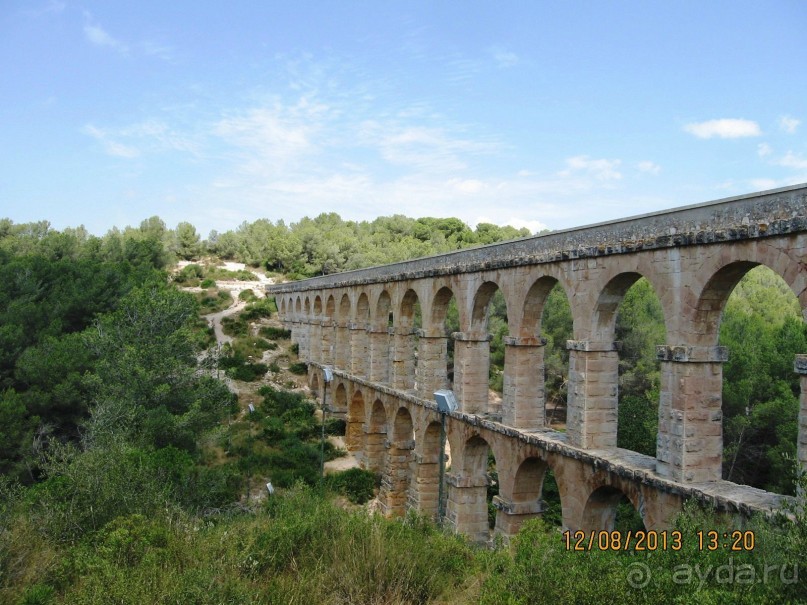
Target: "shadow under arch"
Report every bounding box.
[581,484,645,533]
[384,406,416,517]
[346,389,365,453]
[447,434,497,543]
[366,399,388,474]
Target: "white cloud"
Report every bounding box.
[757,143,773,157]
[683,119,762,139]
[637,160,661,175]
[490,46,519,68]
[83,21,128,54]
[779,115,800,134]
[560,155,622,180]
[448,178,484,194]
[749,178,778,190]
[359,121,494,172]
[777,151,807,170]
[83,125,139,158]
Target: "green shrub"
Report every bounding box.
[200,278,216,289]
[259,326,291,340]
[325,418,346,436]
[325,468,376,504]
[289,362,307,375]
[241,299,273,320]
[238,289,257,301]
[226,363,267,382]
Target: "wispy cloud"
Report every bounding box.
[684,118,762,139]
[359,121,495,172]
[560,156,622,181]
[83,17,128,54]
[779,115,800,134]
[490,46,519,68]
[83,120,200,158]
[637,160,660,175]
[83,125,139,158]
[757,143,773,157]
[776,151,807,170]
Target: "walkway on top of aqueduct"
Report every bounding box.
[268,184,807,542]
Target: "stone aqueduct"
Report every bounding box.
[268,185,807,542]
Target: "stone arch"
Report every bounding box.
[325,294,336,320]
[346,389,365,453]
[335,293,352,369]
[471,280,509,331]
[366,398,388,473]
[351,292,371,376]
[581,484,645,532]
[502,275,574,429]
[413,419,446,517]
[310,371,321,401]
[295,296,302,317]
[414,285,458,396]
[384,407,416,517]
[568,271,668,450]
[356,292,370,323]
[333,382,347,416]
[456,281,509,415]
[520,275,569,337]
[375,289,392,327]
[367,289,392,383]
[494,456,552,537]
[313,295,323,317]
[393,289,421,390]
[304,296,311,316]
[449,433,497,543]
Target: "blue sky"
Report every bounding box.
[1,1,806,237]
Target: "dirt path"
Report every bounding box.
[204,293,245,345]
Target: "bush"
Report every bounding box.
[325,468,376,504]
[289,362,307,375]
[226,362,268,382]
[200,278,216,288]
[259,326,291,340]
[238,289,257,302]
[241,299,273,320]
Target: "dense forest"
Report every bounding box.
[1,215,805,604]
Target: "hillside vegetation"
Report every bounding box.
[1,216,805,604]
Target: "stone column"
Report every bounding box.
[795,355,807,484]
[416,328,449,400]
[453,332,492,415]
[368,328,391,383]
[655,345,727,483]
[320,320,335,366]
[445,472,490,544]
[409,450,440,518]
[363,423,387,473]
[502,336,547,429]
[290,320,300,356]
[380,438,415,517]
[309,320,322,364]
[335,321,350,370]
[493,496,543,540]
[299,320,311,361]
[349,323,369,377]
[566,340,620,449]
[391,327,417,391]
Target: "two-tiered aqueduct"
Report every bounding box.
[268,185,807,542]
